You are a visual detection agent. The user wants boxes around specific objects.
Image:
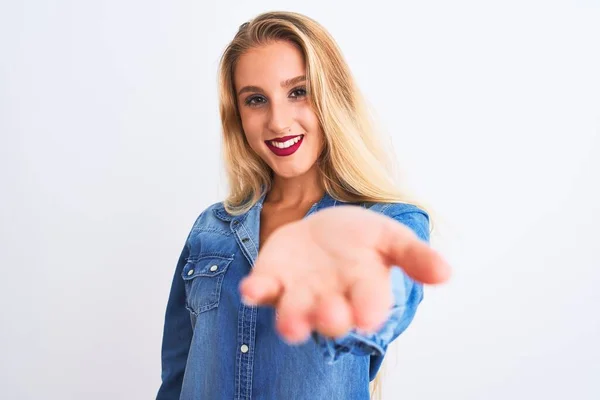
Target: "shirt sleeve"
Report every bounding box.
[156,241,194,400]
[311,208,429,365]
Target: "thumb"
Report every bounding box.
[379,217,451,284]
[239,274,283,306]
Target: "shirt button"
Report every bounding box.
[210,265,218,272]
[240,344,249,353]
[187,269,194,276]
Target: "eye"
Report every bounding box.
[289,87,307,99]
[245,95,266,107]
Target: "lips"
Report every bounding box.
[269,135,301,143]
[265,134,304,157]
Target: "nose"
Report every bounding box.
[267,99,293,135]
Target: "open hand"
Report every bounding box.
[238,205,451,344]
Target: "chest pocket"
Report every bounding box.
[181,253,234,315]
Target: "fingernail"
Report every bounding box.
[356,328,374,336]
[282,333,308,346]
[241,295,256,305]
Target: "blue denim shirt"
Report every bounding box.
[156,191,428,400]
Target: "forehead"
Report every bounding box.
[234,40,306,88]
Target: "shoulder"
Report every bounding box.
[187,201,232,235]
[180,201,241,258]
[366,202,430,243]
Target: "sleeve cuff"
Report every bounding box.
[312,267,423,364]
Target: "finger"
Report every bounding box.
[312,293,353,339]
[347,269,393,333]
[379,218,451,284]
[239,274,283,306]
[275,285,316,344]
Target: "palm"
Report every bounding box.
[239,206,450,344]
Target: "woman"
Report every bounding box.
[157,11,450,400]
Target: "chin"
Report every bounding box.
[269,162,313,179]
[271,167,306,179]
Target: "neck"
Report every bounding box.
[266,164,324,207]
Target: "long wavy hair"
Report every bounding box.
[217,10,435,399]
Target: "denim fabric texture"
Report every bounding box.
[156,190,428,400]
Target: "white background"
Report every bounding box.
[1,1,599,399]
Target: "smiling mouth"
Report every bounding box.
[265,134,304,157]
[265,134,304,149]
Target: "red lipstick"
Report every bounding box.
[265,134,304,157]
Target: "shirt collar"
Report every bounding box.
[213,188,338,223]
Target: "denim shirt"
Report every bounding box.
[156,191,429,400]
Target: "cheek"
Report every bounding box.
[297,106,321,133]
[299,108,323,146]
[239,111,263,144]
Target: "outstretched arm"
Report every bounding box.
[238,205,450,345]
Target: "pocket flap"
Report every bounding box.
[182,254,233,280]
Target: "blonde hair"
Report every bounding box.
[217,10,435,399]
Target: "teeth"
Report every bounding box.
[270,135,302,149]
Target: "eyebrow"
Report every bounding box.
[237,75,306,96]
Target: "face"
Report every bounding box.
[234,40,324,179]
